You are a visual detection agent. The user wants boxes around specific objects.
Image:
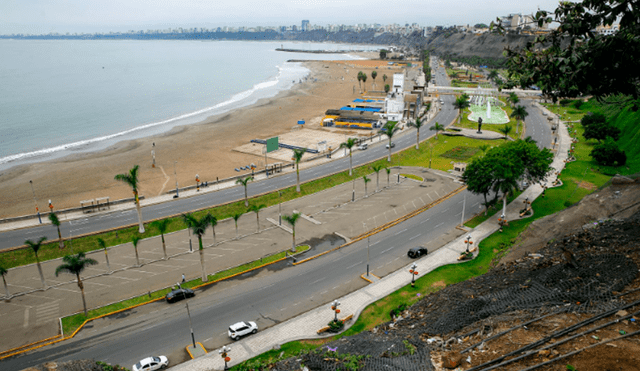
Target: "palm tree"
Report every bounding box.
[453,95,470,124]
[25,237,47,288]
[380,121,400,162]
[511,105,529,135]
[361,73,367,91]
[209,214,218,245]
[236,176,254,207]
[182,213,212,282]
[55,252,98,316]
[371,165,383,191]
[131,236,142,267]
[340,138,358,176]
[152,219,170,260]
[248,204,266,233]
[508,92,519,107]
[292,148,305,193]
[383,74,388,83]
[363,176,371,197]
[1,264,10,298]
[371,71,377,88]
[232,212,243,239]
[357,71,364,92]
[384,84,390,94]
[499,125,513,140]
[48,212,64,249]
[282,212,301,252]
[114,165,145,233]
[430,122,444,140]
[385,167,391,187]
[408,117,425,149]
[97,238,111,273]
[488,70,499,82]
[479,144,490,154]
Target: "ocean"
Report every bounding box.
[0,39,376,170]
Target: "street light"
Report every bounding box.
[331,300,341,322]
[352,178,355,202]
[29,180,42,224]
[498,213,507,232]
[409,263,418,287]
[278,191,282,226]
[185,298,196,349]
[464,235,473,253]
[195,174,200,192]
[219,345,231,370]
[174,161,180,198]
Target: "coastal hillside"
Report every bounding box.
[426,32,534,60]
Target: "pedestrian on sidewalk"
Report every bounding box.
[182,273,186,283]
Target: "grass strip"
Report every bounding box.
[60,245,309,336]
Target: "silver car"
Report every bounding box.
[228,321,258,340]
[133,356,168,371]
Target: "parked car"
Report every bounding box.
[385,142,396,149]
[133,356,168,371]
[228,321,258,340]
[358,143,368,150]
[165,288,195,303]
[408,247,428,259]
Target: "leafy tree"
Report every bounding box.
[510,105,529,135]
[488,70,499,82]
[462,157,495,215]
[499,124,513,140]
[380,121,400,162]
[581,112,607,128]
[209,214,218,245]
[25,237,47,288]
[508,92,519,107]
[131,236,142,267]
[430,122,444,140]
[248,204,266,233]
[152,219,170,260]
[232,212,243,239]
[382,74,388,83]
[371,71,377,88]
[340,138,358,176]
[48,212,64,249]
[55,252,98,316]
[97,238,111,272]
[583,120,621,142]
[292,148,305,193]
[498,0,640,101]
[363,176,371,197]
[379,49,387,59]
[182,213,213,282]
[371,164,383,191]
[1,264,9,298]
[591,137,627,166]
[408,117,425,149]
[357,71,364,92]
[384,84,390,93]
[361,73,368,91]
[114,165,145,233]
[282,212,301,252]
[236,176,254,207]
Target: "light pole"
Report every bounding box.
[331,300,341,322]
[352,178,355,202]
[460,191,466,227]
[187,228,193,252]
[186,300,196,349]
[464,235,473,253]
[219,345,231,370]
[409,263,418,287]
[174,161,179,197]
[29,180,42,224]
[195,174,200,192]
[278,191,282,225]
[498,213,507,232]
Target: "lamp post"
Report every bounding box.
[331,300,341,322]
[48,200,53,213]
[278,191,282,226]
[352,178,355,202]
[409,263,418,287]
[195,174,200,192]
[151,142,156,168]
[185,300,196,349]
[174,161,180,197]
[464,235,473,253]
[219,345,231,370]
[29,180,42,224]
[498,213,507,232]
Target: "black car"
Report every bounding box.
[407,247,428,259]
[165,288,195,303]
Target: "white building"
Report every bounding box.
[384,73,406,121]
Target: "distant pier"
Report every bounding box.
[275,48,367,54]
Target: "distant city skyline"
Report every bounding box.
[1,0,563,35]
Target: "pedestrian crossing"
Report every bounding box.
[35,302,59,325]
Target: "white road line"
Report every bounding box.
[371,241,380,246]
[311,277,326,285]
[346,261,362,269]
[320,290,328,295]
[381,246,395,254]
[394,228,407,236]
[409,234,420,241]
[420,217,431,224]
[440,208,450,213]
[435,222,444,228]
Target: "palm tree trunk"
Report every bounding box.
[57,227,64,249]
[77,275,88,316]
[104,250,111,272]
[134,246,140,266]
[483,193,489,216]
[244,188,248,207]
[135,197,145,234]
[503,191,508,217]
[235,222,239,239]
[296,165,301,192]
[416,129,420,150]
[199,238,207,282]
[349,153,353,176]
[376,173,379,191]
[36,258,46,289]
[291,228,296,252]
[256,213,260,233]
[212,227,216,245]
[161,235,167,260]
[3,276,10,298]
[387,146,392,162]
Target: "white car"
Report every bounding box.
[385,142,396,149]
[228,321,258,340]
[133,356,168,371]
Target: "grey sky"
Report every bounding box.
[1,0,563,35]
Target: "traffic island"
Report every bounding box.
[185,342,207,359]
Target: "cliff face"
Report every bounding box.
[426,32,534,59]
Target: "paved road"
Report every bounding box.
[0,66,458,250]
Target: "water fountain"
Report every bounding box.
[486,96,491,119]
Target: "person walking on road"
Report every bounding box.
[182,273,186,283]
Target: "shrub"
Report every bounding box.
[581,112,607,128]
[591,138,627,166]
[559,98,573,106]
[327,319,344,333]
[573,100,584,109]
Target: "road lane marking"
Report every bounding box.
[420,218,431,224]
[311,277,326,285]
[435,222,444,228]
[394,228,407,236]
[346,261,363,269]
[409,234,420,241]
[381,246,395,254]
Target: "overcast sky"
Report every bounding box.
[1,0,563,35]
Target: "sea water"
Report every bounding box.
[0,39,375,170]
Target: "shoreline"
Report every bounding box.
[0,54,394,218]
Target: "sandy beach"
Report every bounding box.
[0,54,413,218]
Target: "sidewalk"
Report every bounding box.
[170,107,571,371]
